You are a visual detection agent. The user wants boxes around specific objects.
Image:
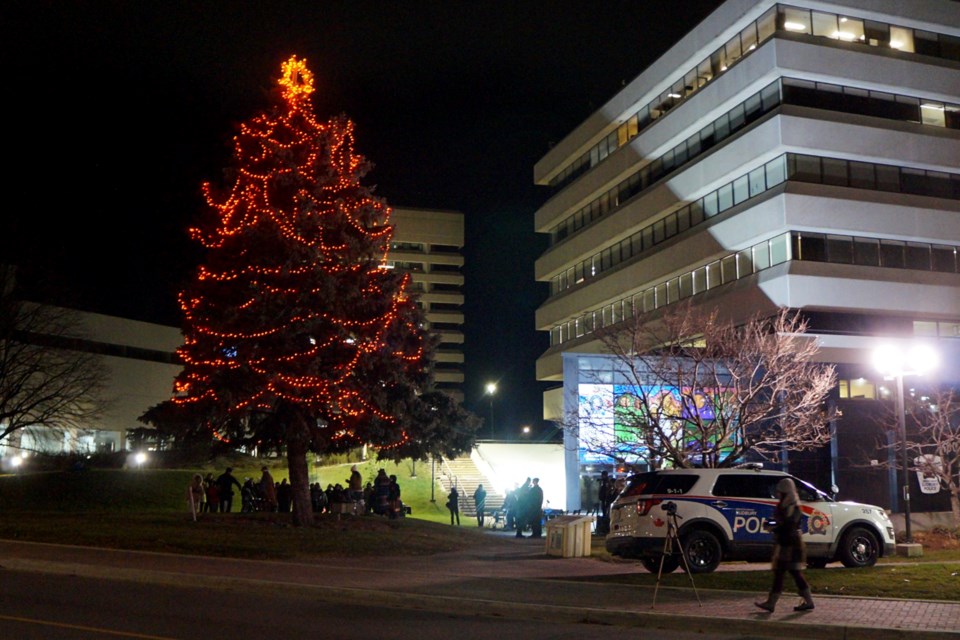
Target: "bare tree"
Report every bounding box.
[0,268,109,451]
[573,303,836,469]
[873,388,960,526]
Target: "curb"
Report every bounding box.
[3,558,957,640]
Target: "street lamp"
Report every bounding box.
[485,382,497,439]
[873,342,939,544]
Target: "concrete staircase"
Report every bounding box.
[438,454,504,518]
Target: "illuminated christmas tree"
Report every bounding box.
[153,56,477,525]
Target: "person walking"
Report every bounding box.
[755,477,815,613]
[473,484,487,527]
[446,486,460,525]
[215,467,242,513]
[526,477,545,538]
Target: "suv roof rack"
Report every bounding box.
[734,462,763,470]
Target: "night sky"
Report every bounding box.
[3,1,724,438]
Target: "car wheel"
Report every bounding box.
[641,554,679,574]
[839,526,879,568]
[806,558,829,569]
[682,529,722,574]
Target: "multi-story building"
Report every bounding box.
[389,207,466,402]
[533,0,960,512]
[0,307,182,457]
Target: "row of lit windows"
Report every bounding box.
[838,378,942,401]
[549,152,960,298]
[548,75,960,247]
[548,228,960,348]
[387,261,462,275]
[390,242,462,255]
[548,3,960,191]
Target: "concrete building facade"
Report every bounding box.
[390,207,466,402]
[532,0,960,512]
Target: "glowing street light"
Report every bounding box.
[873,342,939,543]
[485,382,498,440]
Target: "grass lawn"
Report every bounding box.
[1,461,958,602]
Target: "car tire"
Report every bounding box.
[682,529,722,574]
[641,554,679,574]
[839,526,880,568]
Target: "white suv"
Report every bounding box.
[605,465,896,573]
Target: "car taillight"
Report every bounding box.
[636,498,661,516]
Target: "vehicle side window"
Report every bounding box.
[792,477,823,502]
[712,474,776,498]
[652,475,698,495]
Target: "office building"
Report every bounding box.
[533,0,960,510]
[389,207,466,402]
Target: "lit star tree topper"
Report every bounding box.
[165,55,460,525]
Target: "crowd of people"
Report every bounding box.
[186,465,406,519]
[446,476,546,537]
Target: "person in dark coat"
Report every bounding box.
[597,470,616,535]
[473,484,487,527]
[526,478,545,538]
[514,478,531,537]
[277,478,292,513]
[755,477,815,612]
[446,486,460,525]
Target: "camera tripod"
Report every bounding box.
[651,509,702,608]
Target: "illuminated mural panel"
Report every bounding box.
[578,383,737,466]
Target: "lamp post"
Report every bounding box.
[873,342,939,544]
[485,382,497,440]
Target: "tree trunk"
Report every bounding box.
[286,412,314,527]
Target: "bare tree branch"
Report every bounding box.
[0,271,109,451]
[569,302,836,469]
[870,388,960,526]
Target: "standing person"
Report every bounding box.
[203,473,218,513]
[526,477,545,538]
[374,468,391,515]
[348,465,364,505]
[446,486,460,525]
[276,478,292,513]
[388,474,402,519]
[503,487,518,530]
[215,467,242,513]
[755,477,815,612]
[259,466,278,512]
[473,484,487,527]
[186,473,204,522]
[514,478,531,538]
[597,470,616,535]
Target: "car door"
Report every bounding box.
[709,474,777,555]
[792,476,836,551]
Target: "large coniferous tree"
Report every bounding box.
[164,57,473,525]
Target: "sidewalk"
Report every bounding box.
[1,532,957,639]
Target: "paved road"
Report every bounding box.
[1,533,957,640]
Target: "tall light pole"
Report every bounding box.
[485,382,497,440]
[873,342,939,544]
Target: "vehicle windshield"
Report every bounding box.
[793,476,833,503]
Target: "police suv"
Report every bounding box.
[605,465,896,574]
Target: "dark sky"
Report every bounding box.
[3,1,724,438]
